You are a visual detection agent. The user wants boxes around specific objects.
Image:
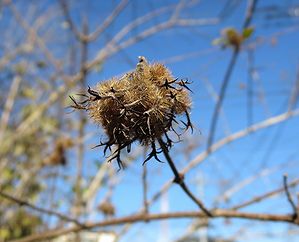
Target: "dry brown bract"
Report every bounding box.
[70,56,192,168]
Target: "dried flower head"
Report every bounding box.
[70,56,192,168]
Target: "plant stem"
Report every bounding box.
[158,138,212,217]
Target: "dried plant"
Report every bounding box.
[98,201,115,217]
[70,56,192,168]
[43,137,73,166]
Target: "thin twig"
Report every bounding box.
[73,16,89,218]
[0,76,21,139]
[206,45,239,151]
[9,1,61,71]
[247,49,254,126]
[0,190,84,227]
[87,14,218,69]
[232,178,299,210]
[288,64,299,112]
[142,157,149,214]
[242,0,259,29]
[207,0,258,150]
[157,138,212,217]
[283,174,298,219]
[0,44,30,70]
[201,69,232,136]
[215,164,283,206]
[88,0,129,41]
[59,0,86,41]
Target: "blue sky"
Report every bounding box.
[64,1,299,241]
[2,0,299,241]
[58,1,299,241]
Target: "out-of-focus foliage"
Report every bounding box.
[0,209,43,241]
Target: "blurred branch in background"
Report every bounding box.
[9,210,299,242]
[0,191,83,227]
[0,0,299,242]
[207,0,258,151]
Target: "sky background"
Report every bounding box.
[80,1,299,241]
[66,1,299,241]
[1,0,299,241]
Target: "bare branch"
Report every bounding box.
[288,65,299,111]
[142,159,149,214]
[247,49,255,126]
[0,44,31,70]
[59,0,86,41]
[158,138,212,217]
[207,0,258,150]
[283,174,298,219]
[215,164,282,205]
[87,9,218,69]
[11,210,298,242]
[88,0,129,41]
[0,76,21,139]
[243,0,259,29]
[0,190,84,227]
[232,178,299,210]
[170,0,186,22]
[9,1,62,71]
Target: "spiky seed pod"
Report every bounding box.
[70,56,192,168]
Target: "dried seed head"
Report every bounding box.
[71,57,193,168]
[98,201,115,217]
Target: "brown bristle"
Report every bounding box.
[71,56,193,168]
